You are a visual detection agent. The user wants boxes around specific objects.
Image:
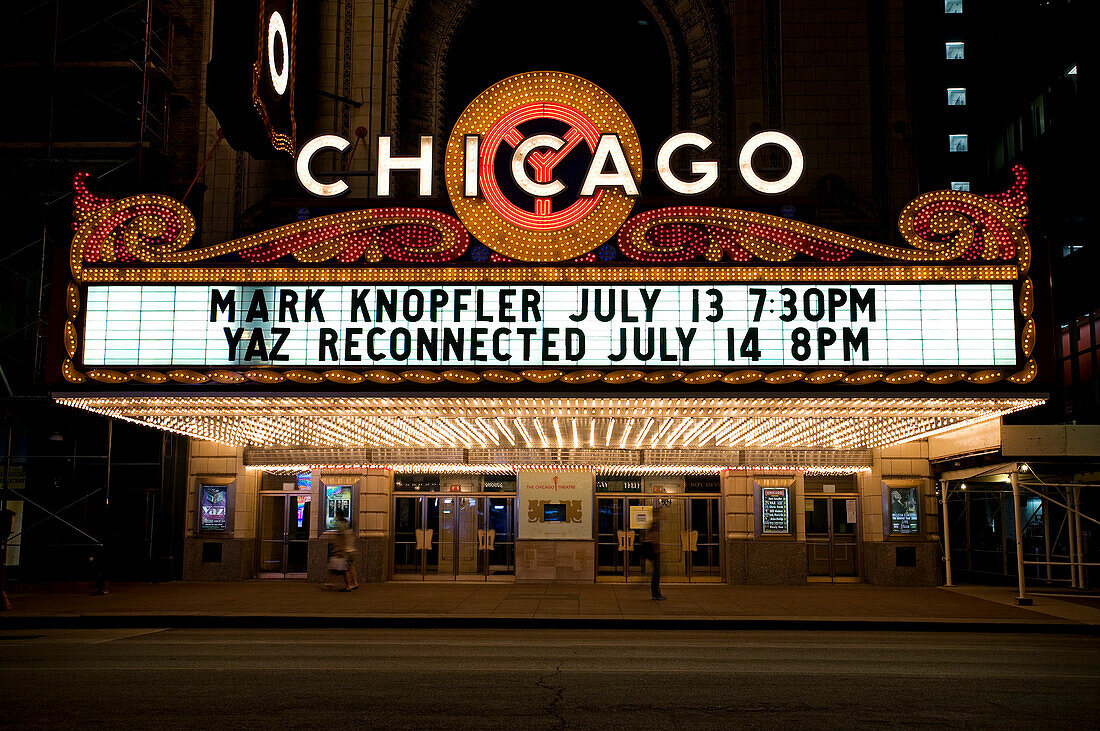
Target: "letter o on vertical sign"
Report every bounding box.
[738,131,804,194]
[267,10,289,96]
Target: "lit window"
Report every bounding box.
[1067,65,1077,76]
[1062,244,1084,257]
[950,181,970,191]
[945,42,965,60]
[944,0,963,13]
[947,88,967,106]
[949,134,969,152]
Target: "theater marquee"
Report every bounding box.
[59,73,1037,389]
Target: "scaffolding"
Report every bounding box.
[1,0,191,391]
[939,461,1097,603]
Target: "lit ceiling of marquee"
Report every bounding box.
[55,395,1043,452]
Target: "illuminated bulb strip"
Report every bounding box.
[618,418,635,449]
[513,419,534,448]
[495,418,516,446]
[245,463,873,476]
[533,419,550,448]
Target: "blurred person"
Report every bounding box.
[336,513,359,591]
[639,504,664,600]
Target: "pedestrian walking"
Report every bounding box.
[336,513,359,591]
[640,504,665,600]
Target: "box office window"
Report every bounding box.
[883,481,921,536]
[324,484,354,531]
[754,478,795,537]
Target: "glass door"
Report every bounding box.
[596,497,628,580]
[486,497,516,579]
[687,497,722,582]
[454,497,483,580]
[258,492,311,578]
[806,496,860,582]
[392,496,423,578]
[392,495,515,580]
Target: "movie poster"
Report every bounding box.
[200,484,228,532]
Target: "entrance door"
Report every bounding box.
[258,493,311,578]
[596,497,646,581]
[805,496,860,582]
[392,495,515,580]
[596,496,721,582]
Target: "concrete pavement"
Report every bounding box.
[3,580,1099,631]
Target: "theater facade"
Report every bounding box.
[51,10,1044,585]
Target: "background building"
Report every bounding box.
[2,0,1089,590]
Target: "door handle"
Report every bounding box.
[616,530,635,551]
[680,530,699,552]
[414,528,434,550]
[477,529,496,551]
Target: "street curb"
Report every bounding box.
[1,615,1097,634]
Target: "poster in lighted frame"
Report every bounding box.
[755,479,794,537]
[324,484,353,531]
[199,483,229,532]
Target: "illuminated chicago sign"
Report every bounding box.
[58,73,1037,390]
[296,73,803,261]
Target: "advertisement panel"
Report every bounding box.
[199,484,229,532]
[516,470,594,540]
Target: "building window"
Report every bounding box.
[949,134,969,152]
[947,87,967,106]
[950,181,970,191]
[1059,311,1100,417]
[1062,244,1084,257]
[945,42,965,60]
[944,0,963,13]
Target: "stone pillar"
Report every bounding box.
[862,441,941,586]
[360,468,394,582]
[182,439,253,581]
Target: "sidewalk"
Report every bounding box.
[3,580,1099,631]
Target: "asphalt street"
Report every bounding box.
[1,628,1098,729]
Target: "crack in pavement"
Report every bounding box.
[535,664,566,730]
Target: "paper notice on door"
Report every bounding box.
[845,499,857,524]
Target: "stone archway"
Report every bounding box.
[387,0,731,177]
